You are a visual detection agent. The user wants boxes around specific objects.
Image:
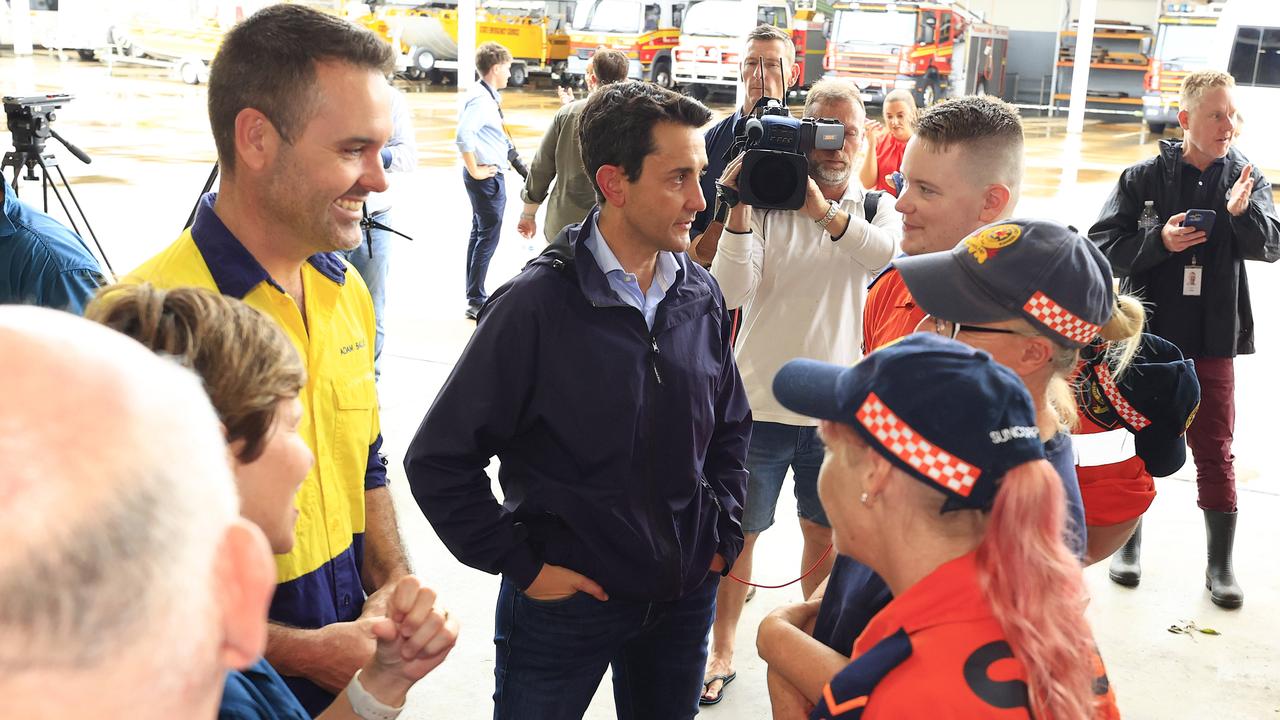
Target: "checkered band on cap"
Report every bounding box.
[1095,363,1152,431]
[1022,291,1102,345]
[855,392,981,497]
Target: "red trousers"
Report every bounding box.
[1187,357,1236,512]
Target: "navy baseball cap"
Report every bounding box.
[1077,334,1201,477]
[772,334,1044,512]
[896,219,1115,348]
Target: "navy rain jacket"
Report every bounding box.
[405,209,752,601]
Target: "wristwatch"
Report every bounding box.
[816,200,840,229]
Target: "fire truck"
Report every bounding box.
[566,0,688,87]
[824,1,1007,106]
[1142,5,1221,134]
[671,0,795,100]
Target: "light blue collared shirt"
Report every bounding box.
[455,81,512,170]
[586,223,679,330]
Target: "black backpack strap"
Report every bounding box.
[863,191,882,223]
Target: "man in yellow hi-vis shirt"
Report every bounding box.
[127,6,410,714]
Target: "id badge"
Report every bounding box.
[1184,265,1203,296]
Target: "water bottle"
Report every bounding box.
[1138,200,1159,231]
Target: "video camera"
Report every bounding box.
[4,94,73,155]
[719,87,845,211]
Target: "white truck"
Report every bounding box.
[672,0,794,101]
[1209,0,1280,170]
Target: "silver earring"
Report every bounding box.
[860,492,869,505]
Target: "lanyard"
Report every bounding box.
[478,80,516,145]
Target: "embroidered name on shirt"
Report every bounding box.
[340,340,367,355]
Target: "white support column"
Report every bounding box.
[1066,0,1098,134]
[11,0,34,56]
[458,0,478,92]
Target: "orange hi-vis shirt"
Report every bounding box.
[810,552,1121,720]
[862,265,926,355]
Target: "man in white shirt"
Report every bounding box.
[702,78,901,704]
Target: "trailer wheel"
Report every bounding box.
[686,83,709,102]
[77,49,96,61]
[1146,121,1167,135]
[179,59,204,85]
[411,47,436,72]
[510,63,528,87]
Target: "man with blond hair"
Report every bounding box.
[705,77,901,705]
[1091,70,1280,608]
[0,306,277,719]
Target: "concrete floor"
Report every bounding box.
[4,51,1278,718]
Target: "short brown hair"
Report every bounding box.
[207,4,393,172]
[578,80,712,204]
[804,78,867,118]
[476,42,514,75]
[86,285,306,464]
[745,24,795,63]
[914,95,1024,192]
[1181,70,1234,113]
[587,48,630,85]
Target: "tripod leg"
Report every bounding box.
[41,157,117,279]
[185,162,220,230]
[39,160,80,237]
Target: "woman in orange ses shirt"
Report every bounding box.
[772,334,1119,719]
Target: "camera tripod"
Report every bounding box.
[2,129,116,278]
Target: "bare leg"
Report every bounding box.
[799,518,835,600]
[1085,518,1141,567]
[702,532,759,703]
[767,666,813,720]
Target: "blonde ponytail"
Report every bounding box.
[1097,293,1145,379]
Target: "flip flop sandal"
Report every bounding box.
[699,672,737,705]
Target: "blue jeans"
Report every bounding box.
[742,421,829,534]
[463,169,506,306]
[492,573,718,720]
[340,208,391,378]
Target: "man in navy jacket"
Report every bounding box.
[405,81,751,720]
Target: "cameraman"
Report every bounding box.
[701,78,901,705]
[689,24,798,267]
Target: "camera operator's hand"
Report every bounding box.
[720,154,753,234]
[802,178,832,222]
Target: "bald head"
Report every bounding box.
[0,307,262,716]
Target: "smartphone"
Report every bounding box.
[1181,208,1217,236]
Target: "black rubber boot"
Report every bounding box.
[1108,519,1142,587]
[1204,510,1244,609]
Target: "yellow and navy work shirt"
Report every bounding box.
[128,194,384,707]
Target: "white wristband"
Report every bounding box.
[346,669,405,720]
